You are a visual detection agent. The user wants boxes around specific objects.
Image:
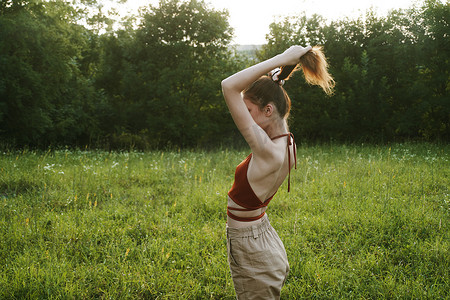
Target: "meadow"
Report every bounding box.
[0,143,448,299]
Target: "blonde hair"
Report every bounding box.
[278,45,335,96]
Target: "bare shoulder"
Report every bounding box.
[251,140,286,174]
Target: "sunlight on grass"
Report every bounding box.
[0,143,448,298]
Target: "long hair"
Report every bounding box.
[243,45,335,120]
[278,45,335,95]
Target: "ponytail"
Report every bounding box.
[243,46,334,120]
[276,46,335,96]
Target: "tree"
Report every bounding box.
[95,0,235,147]
[260,1,449,142]
[0,0,108,146]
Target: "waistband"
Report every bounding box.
[226,215,271,239]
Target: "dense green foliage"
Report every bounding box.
[0,144,448,298]
[0,0,102,146]
[260,0,449,142]
[0,0,448,148]
[0,0,237,148]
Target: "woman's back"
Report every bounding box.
[227,133,296,227]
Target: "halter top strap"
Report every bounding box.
[271,132,297,192]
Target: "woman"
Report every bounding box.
[221,45,334,299]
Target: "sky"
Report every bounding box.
[105,0,422,45]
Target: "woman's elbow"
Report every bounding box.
[221,77,242,98]
[221,78,231,90]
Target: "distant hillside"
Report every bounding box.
[229,44,263,59]
[234,44,263,52]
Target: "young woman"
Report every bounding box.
[221,45,334,299]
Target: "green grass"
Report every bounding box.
[0,143,448,299]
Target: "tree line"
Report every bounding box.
[0,0,448,149]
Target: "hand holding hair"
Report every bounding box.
[270,45,312,85]
[222,44,334,98]
[274,45,335,95]
[278,45,313,66]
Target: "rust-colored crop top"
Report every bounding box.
[227,133,297,222]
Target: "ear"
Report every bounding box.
[264,104,274,117]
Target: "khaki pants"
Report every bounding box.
[226,216,289,299]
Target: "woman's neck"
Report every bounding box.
[264,119,288,139]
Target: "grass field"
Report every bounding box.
[0,143,448,299]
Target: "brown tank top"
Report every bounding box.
[227,133,296,222]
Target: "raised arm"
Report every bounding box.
[221,45,312,154]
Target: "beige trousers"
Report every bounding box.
[226,216,290,299]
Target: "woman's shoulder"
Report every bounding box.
[251,142,286,171]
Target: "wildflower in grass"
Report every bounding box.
[44,163,55,171]
[1,144,448,298]
[125,248,130,258]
